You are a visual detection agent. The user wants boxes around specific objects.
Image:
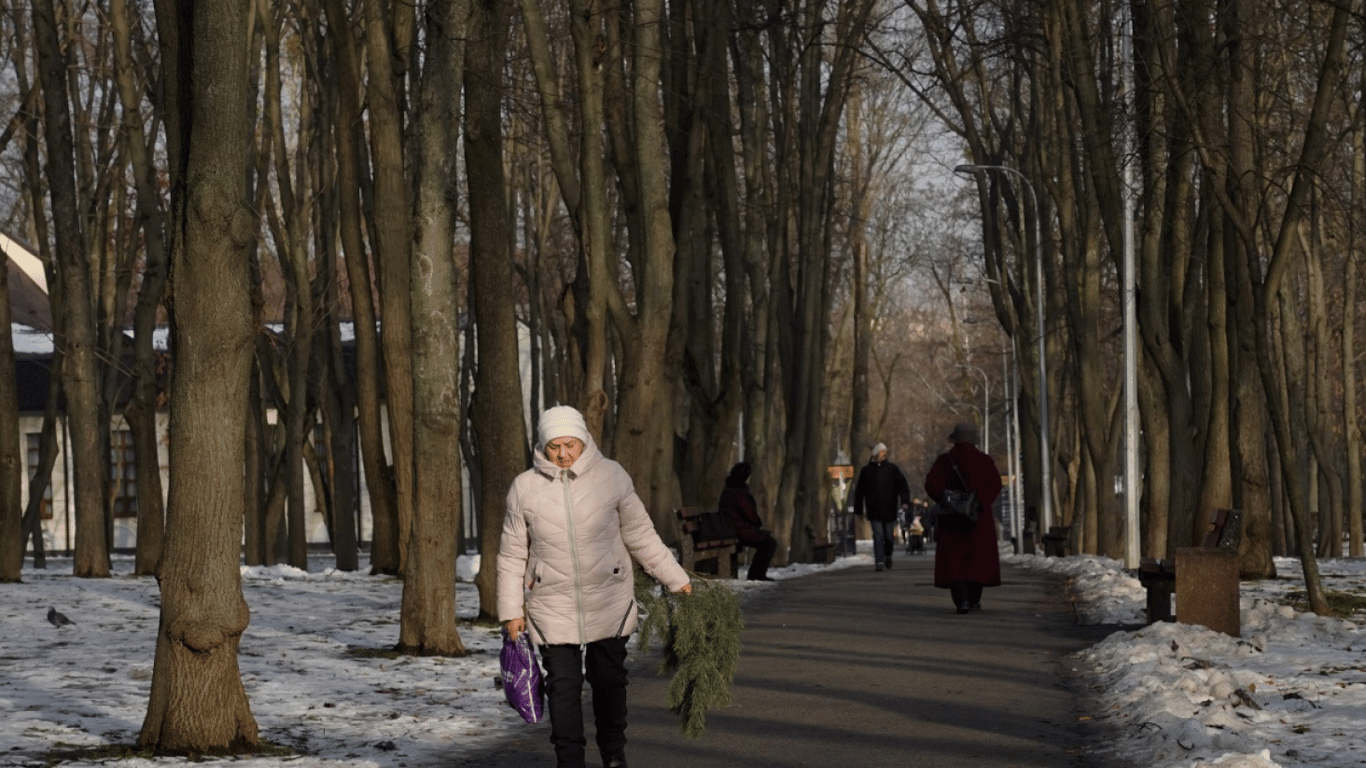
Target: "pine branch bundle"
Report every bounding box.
[634,571,744,738]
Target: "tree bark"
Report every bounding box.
[139,0,260,751]
[398,0,467,656]
[261,3,315,570]
[362,0,417,577]
[321,0,398,573]
[1348,95,1364,558]
[0,243,21,581]
[465,0,526,619]
[32,0,109,578]
[110,0,170,576]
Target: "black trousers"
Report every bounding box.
[540,636,630,768]
[740,534,778,580]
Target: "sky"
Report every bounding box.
[3,546,1364,768]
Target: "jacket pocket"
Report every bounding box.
[527,558,542,591]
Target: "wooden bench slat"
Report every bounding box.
[676,506,737,578]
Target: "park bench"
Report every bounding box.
[1042,525,1073,557]
[676,507,737,578]
[1137,508,1242,635]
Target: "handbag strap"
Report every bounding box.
[947,454,972,494]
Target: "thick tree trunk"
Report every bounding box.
[139,0,259,751]
[667,0,730,509]
[398,0,467,656]
[465,0,525,619]
[608,0,682,522]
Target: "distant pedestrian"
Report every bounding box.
[924,422,1003,613]
[908,515,926,554]
[717,462,777,581]
[498,405,692,768]
[852,443,911,571]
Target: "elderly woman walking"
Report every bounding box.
[924,421,1003,614]
[498,405,692,768]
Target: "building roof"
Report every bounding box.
[1,232,53,332]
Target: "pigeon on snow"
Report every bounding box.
[47,607,75,628]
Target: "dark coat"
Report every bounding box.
[925,443,1003,588]
[718,486,767,544]
[853,460,911,522]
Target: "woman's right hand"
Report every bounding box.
[504,618,526,638]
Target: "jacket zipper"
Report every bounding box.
[560,469,588,644]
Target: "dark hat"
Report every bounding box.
[948,422,980,444]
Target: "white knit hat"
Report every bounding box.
[538,405,589,446]
[871,442,887,459]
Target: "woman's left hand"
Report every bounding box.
[677,583,692,595]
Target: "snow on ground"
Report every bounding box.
[0,551,865,768]
[1008,553,1366,768]
[3,546,1365,768]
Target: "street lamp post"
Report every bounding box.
[956,363,990,456]
[954,163,1053,533]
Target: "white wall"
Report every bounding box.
[20,410,386,556]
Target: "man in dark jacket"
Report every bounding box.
[853,443,911,571]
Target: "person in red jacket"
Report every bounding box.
[716,462,777,581]
[924,422,1003,613]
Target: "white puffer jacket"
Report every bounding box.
[497,435,690,646]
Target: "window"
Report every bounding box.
[110,429,137,518]
[24,433,53,520]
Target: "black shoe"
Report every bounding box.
[749,575,774,581]
[884,560,893,569]
[956,602,971,614]
[603,755,628,768]
[970,603,981,611]
[875,564,885,572]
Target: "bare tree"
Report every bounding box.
[138,0,260,751]
[110,0,170,576]
[465,0,527,618]
[398,0,470,655]
[320,0,398,575]
[363,0,418,576]
[31,0,109,578]
[260,0,318,569]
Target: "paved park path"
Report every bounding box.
[456,552,1130,768]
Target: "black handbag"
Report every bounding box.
[932,457,980,533]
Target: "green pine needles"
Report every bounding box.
[634,571,744,738]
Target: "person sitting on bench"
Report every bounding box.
[717,462,777,581]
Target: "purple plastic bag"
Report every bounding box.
[500,628,545,723]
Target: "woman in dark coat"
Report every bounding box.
[716,462,777,581]
[924,422,1002,613]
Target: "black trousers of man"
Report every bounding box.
[540,636,630,768]
[740,534,778,580]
